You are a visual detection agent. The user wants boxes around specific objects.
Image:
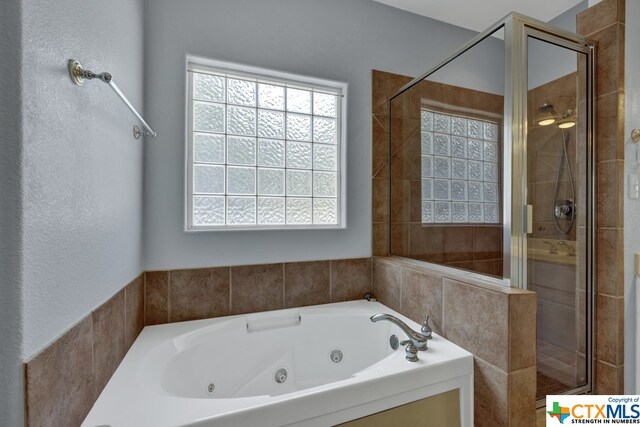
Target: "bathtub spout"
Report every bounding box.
[370,313,429,361]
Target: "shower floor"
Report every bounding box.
[536,340,578,400]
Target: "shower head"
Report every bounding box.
[537,102,558,126]
[538,103,555,113]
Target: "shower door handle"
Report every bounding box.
[526,205,533,234]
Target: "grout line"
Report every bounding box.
[374,258,380,298]
[90,311,96,399]
[143,273,147,326]
[229,267,233,314]
[123,283,128,349]
[398,263,403,311]
[329,260,333,301]
[167,271,171,323]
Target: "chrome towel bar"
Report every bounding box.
[68,59,157,140]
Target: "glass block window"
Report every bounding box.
[186,58,346,230]
[421,109,500,224]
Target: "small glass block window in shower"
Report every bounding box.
[421,109,501,224]
[187,58,345,230]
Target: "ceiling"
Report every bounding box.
[372,0,585,33]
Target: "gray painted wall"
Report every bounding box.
[624,0,639,393]
[428,32,504,95]
[143,0,496,270]
[20,0,145,366]
[0,0,25,424]
[2,0,146,422]
[528,0,587,89]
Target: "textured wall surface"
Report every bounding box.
[142,0,492,270]
[20,0,144,360]
[624,0,639,393]
[0,0,25,424]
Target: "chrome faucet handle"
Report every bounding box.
[543,240,558,254]
[400,340,419,362]
[370,313,429,359]
[421,315,433,340]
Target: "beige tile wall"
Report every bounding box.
[577,0,625,394]
[373,256,537,427]
[372,70,504,277]
[24,275,144,427]
[23,258,373,426]
[145,258,372,324]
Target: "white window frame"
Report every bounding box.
[185,55,347,231]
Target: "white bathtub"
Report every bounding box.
[82,300,473,426]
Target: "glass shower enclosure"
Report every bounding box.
[388,13,594,403]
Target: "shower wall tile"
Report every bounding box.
[390,179,411,223]
[125,275,145,350]
[330,258,372,302]
[591,23,625,96]
[371,70,388,115]
[284,261,330,308]
[596,227,624,296]
[409,224,444,263]
[509,293,537,371]
[472,226,503,260]
[372,258,402,311]
[577,0,624,36]
[472,259,503,277]
[474,357,509,427]
[595,360,624,394]
[442,278,509,371]
[170,268,230,321]
[390,117,419,153]
[442,226,473,262]
[596,294,624,365]
[391,132,421,181]
[25,316,94,427]
[372,177,389,223]
[372,222,389,256]
[372,114,388,178]
[596,160,624,228]
[401,268,443,334]
[145,271,169,325]
[443,260,475,272]
[595,92,624,162]
[390,223,409,256]
[230,264,284,315]
[409,180,422,222]
[508,366,537,427]
[92,290,126,398]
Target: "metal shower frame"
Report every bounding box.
[388,12,596,398]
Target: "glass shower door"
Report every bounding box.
[525,35,592,402]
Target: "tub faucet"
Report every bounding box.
[370,313,429,362]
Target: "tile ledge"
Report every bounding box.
[373,256,533,295]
